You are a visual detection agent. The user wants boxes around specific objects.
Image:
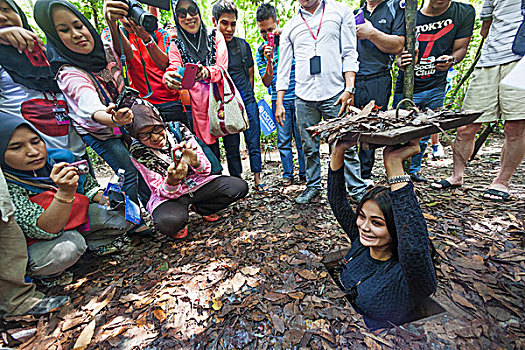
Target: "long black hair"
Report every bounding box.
[356,186,398,259]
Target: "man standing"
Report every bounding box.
[212,0,268,192]
[256,4,306,187]
[103,0,187,125]
[394,0,475,182]
[431,0,524,202]
[354,0,405,180]
[276,0,368,204]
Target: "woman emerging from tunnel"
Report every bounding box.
[328,138,437,330]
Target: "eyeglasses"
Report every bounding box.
[136,125,164,141]
[176,6,199,19]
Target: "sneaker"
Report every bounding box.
[432,144,444,159]
[35,271,74,287]
[295,187,320,204]
[410,172,428,183]
[24,296,70,315]
[298,176,307,184]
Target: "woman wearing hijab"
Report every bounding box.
[127,99,248,239]
[33,0,151,235]
[0,0,85,159]
[0,115,134,285]
[163,0,243,180]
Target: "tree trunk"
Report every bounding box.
[402,0,418,102]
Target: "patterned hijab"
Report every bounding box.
[0,0,60,92]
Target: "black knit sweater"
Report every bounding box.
[327,167,437,330]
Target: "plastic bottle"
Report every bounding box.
[98,169,126,209]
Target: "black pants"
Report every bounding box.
[208,135,243,178]
[355,72,392,179]
[154,100,190,128]
[152,176,248,235]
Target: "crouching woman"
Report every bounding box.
[328,138,437,330]
[0,116,133,284]
[127,100,248,239]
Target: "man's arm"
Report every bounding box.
[130,22,169,70]
[103,0,134,61]
[480,19,492,38]
[249,66,255,89]
[434,36,471,71]
[356,21,405,54]
[340,4,360,75]
[261,45,274,87]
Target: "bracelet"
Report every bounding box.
[110,114,122,127]
[387,174,411,185]
[54,194,75,204]
[144,38,155,48]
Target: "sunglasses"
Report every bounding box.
[137,125,164,141]
[176,6,199,19]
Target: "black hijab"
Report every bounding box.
[33,0,107,74]
[0,0,60,92]
[172,0,215,66]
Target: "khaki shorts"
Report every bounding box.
[463,60,525,123]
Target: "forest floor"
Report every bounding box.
[1,135,524,350]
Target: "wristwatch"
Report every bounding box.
[451,56,457,65]
[144,37,155,48]
[344,87,356,94]
[387,174,411,185]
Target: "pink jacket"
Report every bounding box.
[165,31,228,145]
[131,134,218,213]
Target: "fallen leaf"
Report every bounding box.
[153,309,167,322]
[270,313,285,334]
[423,213,438,221]
[212,299,223,311]
[297,269,318,280]
[288,291,305,300]
[73,319,95,350]
[451,292,476,310]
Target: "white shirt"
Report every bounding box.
[478,0,522,68]
[0,169,14,222]
[276,0,359,101]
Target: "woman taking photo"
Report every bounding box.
[127,100,248,239]
[33,0,150,234]
[328,138,437,330]
[1,116,133,285]
[0,0,85,159]
[163,0,243,179]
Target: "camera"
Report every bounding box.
[122,0,170,33]
[69,160,90,175]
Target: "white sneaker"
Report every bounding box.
[432,144,444,159]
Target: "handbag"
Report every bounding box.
[208,67,249,137]
[512,0,525,56]
[29,189,90,231]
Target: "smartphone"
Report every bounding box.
[24,42,50,67]
[181,63,198,89]
[69,160,90,175]
[267,32,275,47]
[434,59,448,65]
[172,147,183,168]
[115,86,140,110]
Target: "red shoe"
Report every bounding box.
[202,214,219,222]
[171,226,188,240]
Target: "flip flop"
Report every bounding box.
[202,214,219,222]
[482,188,511,202]
[253,183,269,194]
[171,226,188,240]
[430,179,462,190]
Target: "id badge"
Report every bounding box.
[124,194,141,224]
[310,55,321,75]
[53,106,70,125]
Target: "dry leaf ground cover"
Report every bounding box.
[1,135,523,349]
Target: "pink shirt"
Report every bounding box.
[131,134,218,213]
[165,31,228,145]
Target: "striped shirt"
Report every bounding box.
[477,0,523,67]
[256,42,296,101]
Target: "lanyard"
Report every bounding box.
[300,2,326,52]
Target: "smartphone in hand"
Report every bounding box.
[181,63,198,89]
[115,87,140,110]
[24,43,50,67]
[434,59,448,65]
[267,32,275,47]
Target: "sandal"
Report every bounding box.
[253,183,269,194]
[202,214,219,222]
[482,188,511,202]
[171,226,188,240]
[282,178,294,187]
[430,179,462,190]
[35,271,74,287]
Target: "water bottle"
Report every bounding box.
[98,168,126,209]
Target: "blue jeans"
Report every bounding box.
[272,99,306,179]
[82,135,150,207]
[243,100,262,174]
[295,93,370,200]
[393,86,446,174]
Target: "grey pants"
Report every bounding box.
[27,203,133,277]
[0,216,44,315]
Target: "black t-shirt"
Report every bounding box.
[395,2,475,94]
[227,37,255,105]
[355,0,405,76]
